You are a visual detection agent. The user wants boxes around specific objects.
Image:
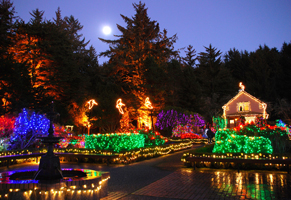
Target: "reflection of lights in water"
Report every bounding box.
[255,173,259,185]
[269,174,273,185]
[280,174,284,187]
[235,173,242,186]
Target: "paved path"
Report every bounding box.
[1,145,291,199]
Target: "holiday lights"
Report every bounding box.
[172,124,202,139]
[0,169,110,200]
[212,128,273,154]
[85,133,145,152]
[58,135,85,148]
[0,115,15,137]
[8,108,50,150]
[222,85,269,128]
[145,97,153,109]
[87,99,98,110]
[239,82,245,91]
[84,129,166,152]
[213,116,227,130]
[116,99,125,114]
[156,110,205,131]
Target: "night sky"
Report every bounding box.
[12,0,291,64]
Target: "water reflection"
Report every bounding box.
[210,171,290,199]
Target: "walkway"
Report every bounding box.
[1,145,290,199]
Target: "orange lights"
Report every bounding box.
[239,82,245,91]
[87,99,98,110]
[116,99,125,114]
[145,97,153,109]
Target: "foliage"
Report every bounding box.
[85,133,145,152]
[172,124,202,139]
[0,115,15,137]
[138,129,166,147]
[180,133,202,139]
[213,129,273,154]
[196,44,235,122]
[84,128,166,152]
[155,109,205,132]
[99,2,178,108]
[8,108,50,150]
[236,124,290,153]
[212,116,227,130]
[58,135,85,148]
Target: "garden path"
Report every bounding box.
[1,144,291,199]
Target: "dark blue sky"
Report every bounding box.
[12,0,291,64]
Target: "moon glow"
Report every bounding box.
[102,26,112,35]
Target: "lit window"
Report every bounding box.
[237,102,250,112]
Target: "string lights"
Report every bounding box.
[222,83,269,128]
[116,99,125,114]
[8,108,50,150]
[87,99,98,110]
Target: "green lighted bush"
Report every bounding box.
[213,129,273,154]
[85,133,145,152]
[237,125,290,153]
[84,129,166,152]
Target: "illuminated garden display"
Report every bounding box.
[156,109,205,137]
[85,129,166,152]
[172,124,202,139]
[8,108,50,150]
[213,123,290,154]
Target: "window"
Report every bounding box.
[237,102,250,112]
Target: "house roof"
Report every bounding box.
[222,90,266,108]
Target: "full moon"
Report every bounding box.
[102,26,111,35]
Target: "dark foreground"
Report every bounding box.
[1,145,290,200]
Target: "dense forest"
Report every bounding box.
[1,1,290,134]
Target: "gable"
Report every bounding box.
[223,91,264,108]
[222,90,268,119]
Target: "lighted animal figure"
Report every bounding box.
[87,99,98,110]
[116,99,130,131]
[116,98,125,114]
[145,97,153,109]
[239,82,245,91]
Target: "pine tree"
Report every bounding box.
[196,44,234,122]
[99,2,177,106]
[182,45,196,68]
[0,0,34,115]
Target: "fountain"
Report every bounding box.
[0,102,110,200]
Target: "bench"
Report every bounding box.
[186,156,291,173]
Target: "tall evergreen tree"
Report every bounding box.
[196,44,234,122]
[182,45,197,68]
[99,2,177,107]
[278,42,291,101]
[0,0,33,115]
[224,48,250,84]
[246,45,280,102]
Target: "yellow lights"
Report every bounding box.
[145,97,153,109]
[116,98,125,114]
[87,99,98,110]
[222,83,269,125]
[239,82,245,91]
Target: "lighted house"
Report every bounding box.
[222,83,268,128]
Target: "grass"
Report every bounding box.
[191,144,214,153]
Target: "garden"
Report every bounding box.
[0,106,204,166]
[182,118,291,171]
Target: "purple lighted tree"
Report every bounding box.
[155,109,205,133]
